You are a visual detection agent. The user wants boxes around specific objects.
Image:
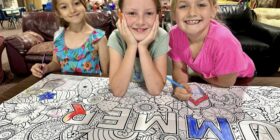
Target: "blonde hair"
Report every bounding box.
[170,0,217,17]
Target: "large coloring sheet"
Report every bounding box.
[0,74,280,140]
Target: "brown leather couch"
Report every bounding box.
[0,35,4,83]
[2,12,116,77]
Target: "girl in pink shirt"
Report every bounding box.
[168,0,255,100]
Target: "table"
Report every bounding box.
[1,8,21,29]
[0,74,280,139]
[2,8,20,15]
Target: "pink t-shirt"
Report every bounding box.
[168,20,255,78]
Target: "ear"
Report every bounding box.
[210,4,218,19]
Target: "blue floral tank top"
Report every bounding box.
[54,28,105,75]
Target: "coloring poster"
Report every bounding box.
[0,74,280,140]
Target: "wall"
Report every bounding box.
[3,0,18,8]
[17,0,24,7]
[41,0,48,4]
[0,0,3,8]
[24,0,42,11]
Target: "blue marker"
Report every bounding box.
[166,76,184,88]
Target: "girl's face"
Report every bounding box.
[173,0,217,36]
[56,0,86,25]
[122,0,157,41]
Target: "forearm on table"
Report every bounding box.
[110,48,137,96]
[203,74,237,88]
[172,66,189,84]
[139,48,166,96]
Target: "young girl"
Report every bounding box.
[168,0,255,100]
[108,0,169,96]
[31,0,109,78]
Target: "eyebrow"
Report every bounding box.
[124,8,156,11]
[178,0,207,3]
[57,3,67,6]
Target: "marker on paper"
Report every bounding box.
[166,76,184,89]
[38,92,56,101]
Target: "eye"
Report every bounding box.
[127,12,136,16]
[59,5,67,9]
[74,1,80,5]
[146,12,155,16]
[198,3,207,7]
[178,4,188,9]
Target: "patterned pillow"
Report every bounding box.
[27,41,54,55]
[20,31,45,49]
[258,0,276,7]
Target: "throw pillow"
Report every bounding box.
[27,41,54,55]
[20,31,45,49]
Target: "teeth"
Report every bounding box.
[185,20,200,24]
[135,29,145,32]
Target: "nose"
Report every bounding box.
[68,5,76,13]
[136,14,145,26]
[188,6,197,17]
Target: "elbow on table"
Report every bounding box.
[217,83,234,88]
[147,82,165,96]
[109,80,127,97]
[147,88,162,96]
[110,88,127,97]
[214,79,236,88]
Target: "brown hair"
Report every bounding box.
[118,0,161,13]
[52,0,88,27]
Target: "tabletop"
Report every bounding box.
[0,74,280,139]
[1,8,20,15]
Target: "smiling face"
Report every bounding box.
[172,0,217,36]
[121,0,158,41]
[55,0,87,25]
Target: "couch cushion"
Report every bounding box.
[4,31,45,54]
[0,35,3,46]
[21,31,45,47]
[257,0,277,7]
[236,35,270,56]
[22,12,58,41]
[253,8,280,27]
[22,12,116,41]
[218,5,255,31]
[26,41,54,55]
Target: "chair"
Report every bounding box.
[0,35,4,83]
[0,9,12,29]
[218,4,280,76]
[13,7,26,26]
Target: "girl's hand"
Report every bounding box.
[116,16,137,47]
[173,83,192,101]
[138,15,159,49]
[31,63,48,78]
